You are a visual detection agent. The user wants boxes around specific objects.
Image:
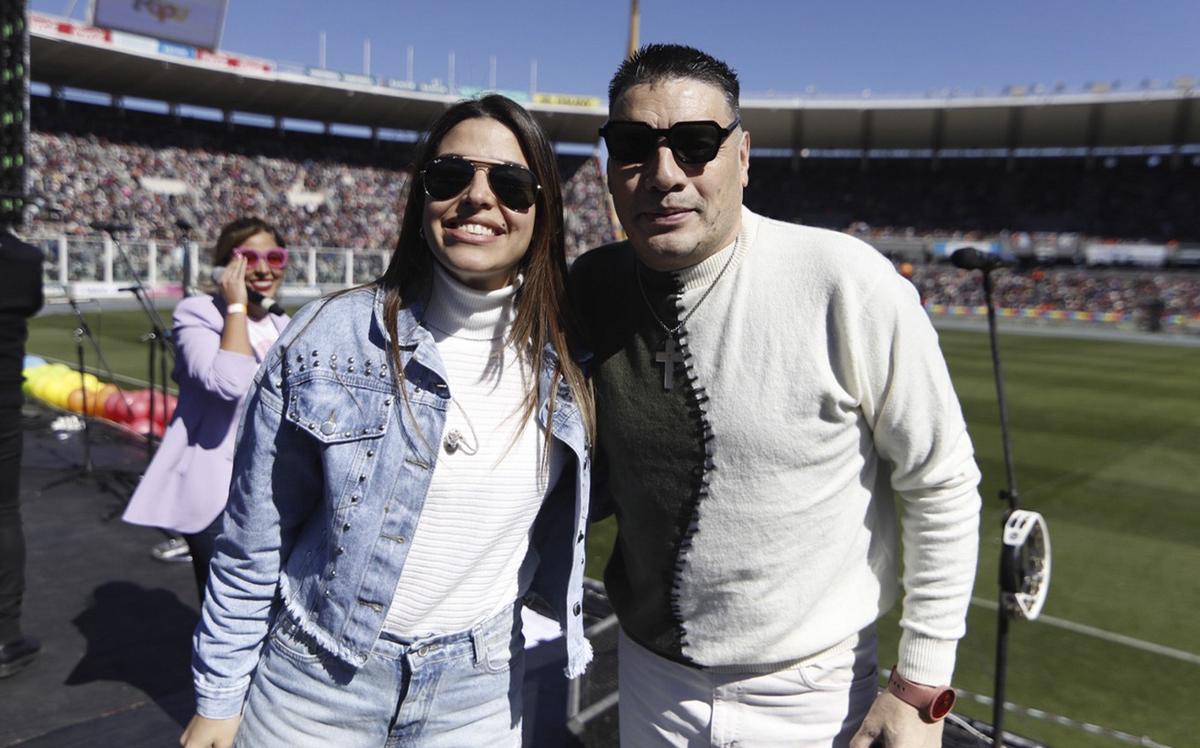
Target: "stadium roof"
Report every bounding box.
[30,12,1200,152]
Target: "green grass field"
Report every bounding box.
[28,309,1200,747]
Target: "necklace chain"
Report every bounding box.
[636,236,740,339]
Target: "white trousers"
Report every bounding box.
[618,629,879,748]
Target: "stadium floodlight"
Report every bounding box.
[1001,509,1051,621]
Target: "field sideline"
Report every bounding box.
[26,310,1200,748]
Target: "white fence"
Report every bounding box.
[33,234,392,300]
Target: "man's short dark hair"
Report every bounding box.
[608,43,740,119]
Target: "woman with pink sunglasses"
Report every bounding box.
[123,217,291,599]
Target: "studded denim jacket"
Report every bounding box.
[192,286,593,719]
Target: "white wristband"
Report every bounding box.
[226,303,247,316]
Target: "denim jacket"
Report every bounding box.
[193,286,593,719]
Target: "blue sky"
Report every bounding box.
[35,0,1200,98]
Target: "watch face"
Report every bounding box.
[929,688,957,720]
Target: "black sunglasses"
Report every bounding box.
[599,118,742,165]
[420,155,541,211]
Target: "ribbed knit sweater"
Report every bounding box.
[571,207,981,685]
[384,264,562,636]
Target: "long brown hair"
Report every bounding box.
[381,95,594,450]
[211,216,285,266]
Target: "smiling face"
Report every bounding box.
[421,117,536,291]
[607,78,750,272]
[238,230,285,301]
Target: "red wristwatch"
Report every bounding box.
[887,667,956,723]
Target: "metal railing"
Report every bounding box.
[31,234,392,298]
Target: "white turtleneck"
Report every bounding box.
[383,263,563,637]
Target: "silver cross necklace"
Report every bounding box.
[635,237,739,391]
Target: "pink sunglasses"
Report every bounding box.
[233,246,289,269]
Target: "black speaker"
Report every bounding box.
[0,0,27,229]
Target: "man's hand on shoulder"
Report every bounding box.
[849,690,944,748]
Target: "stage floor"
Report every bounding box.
[0,403,1003,748]
[0,405,199,746]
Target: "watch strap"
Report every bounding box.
[887,667,956,722]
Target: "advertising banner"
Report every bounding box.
[93,0,228,50]
[158,40,194,59]
[533,93,601,107]
[30,12,113,43]
[197,49,272,72]
[110,30,160,54]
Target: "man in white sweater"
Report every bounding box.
[572,44,982,747]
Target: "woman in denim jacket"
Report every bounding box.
[182,96,595,748]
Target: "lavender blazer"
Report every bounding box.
[123,294,289,534]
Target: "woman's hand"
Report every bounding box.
[180,714,241,748]
[219,255,249,309]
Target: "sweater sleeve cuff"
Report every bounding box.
[897,630,960,686]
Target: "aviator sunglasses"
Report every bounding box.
[599,118,742,165]
[232,246,289,269]
[421,155,541,211]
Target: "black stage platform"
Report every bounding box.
[0,404,1008,747]
[0,405,613,747]
[0,405,198,746]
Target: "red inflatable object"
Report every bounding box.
[103,390,136,422]
[127,417,165,438]
[126,390,152,421]
[148,391,177,426]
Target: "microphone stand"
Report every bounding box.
[979,267,1018,748]
[103,226,174,462]
[40,297,138,502]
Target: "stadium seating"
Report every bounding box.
[28,98,616,257]
[903,265,1200,322]
[745,155,1200,243]
[24,97,1200,321]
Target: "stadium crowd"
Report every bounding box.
[23,98,1200,323]
[27,100,616,258]
[903,265,1200,319]
[744,156,1200,243]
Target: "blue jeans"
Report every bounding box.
[236,603,525,747]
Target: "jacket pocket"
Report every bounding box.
[283,372,393,444]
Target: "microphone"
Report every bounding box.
[90,220,134,234]
[210,267,286,316]
[175,207,200,232]
[950,247,1013,272]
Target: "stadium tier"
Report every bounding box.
[24,97,1200,328]
[27,96,1200,247]
[747,155,1200,243]
[27,98,614,255]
